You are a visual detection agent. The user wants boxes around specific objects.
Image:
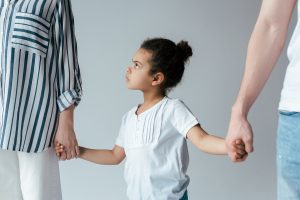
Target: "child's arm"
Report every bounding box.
[79,145,125,165]
[56,143,125,165]
[187,125,246,156]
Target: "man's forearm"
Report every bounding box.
[233,21,287,115]
[233,0,296,116]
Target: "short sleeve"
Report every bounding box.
[170,99,199,138]
[115,115,126,147]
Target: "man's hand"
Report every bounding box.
[226,111,253,162]
[54,105,79,160]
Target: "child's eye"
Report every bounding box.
[134,63,141,69]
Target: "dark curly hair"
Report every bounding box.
[141,38,193,95]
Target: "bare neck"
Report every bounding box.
[136,90,165,115]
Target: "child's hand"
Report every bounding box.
[231,139,248,161]
[55,142,65,158]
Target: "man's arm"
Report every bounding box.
[226,0,297,162]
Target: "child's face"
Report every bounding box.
[125,48,154,91]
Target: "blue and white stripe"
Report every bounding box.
[0,0,82,153]
[12,12,50,56]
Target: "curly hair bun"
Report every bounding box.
[176,41,193,63]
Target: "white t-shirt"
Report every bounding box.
[116,97,199,200]
[279,2,300,112]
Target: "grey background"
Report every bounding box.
[59,0,297,199]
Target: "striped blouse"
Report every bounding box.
[0,0,82,153]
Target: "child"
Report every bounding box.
[56,38,246,200]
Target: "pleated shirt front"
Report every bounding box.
[116,97,199,200]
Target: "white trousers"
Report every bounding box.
[0,148,62,200]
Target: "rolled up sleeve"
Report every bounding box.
[53,0,82,112]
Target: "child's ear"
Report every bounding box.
[152,72,164,86]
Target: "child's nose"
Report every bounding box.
[126,66,132,73]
